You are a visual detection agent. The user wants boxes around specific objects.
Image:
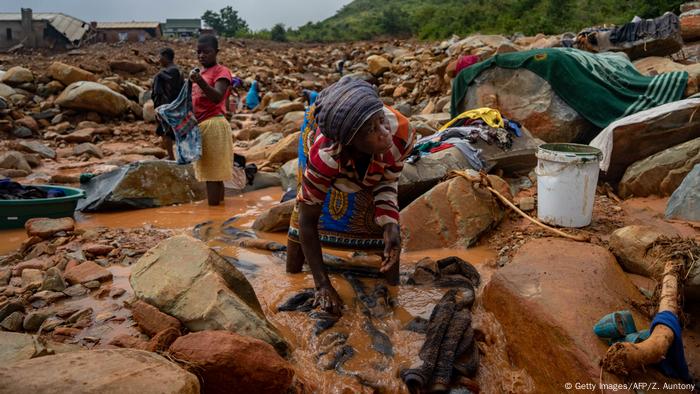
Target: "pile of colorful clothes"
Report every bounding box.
[407,108,522,171]
[0,179,65,200]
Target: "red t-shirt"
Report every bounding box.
[191,64,232,122]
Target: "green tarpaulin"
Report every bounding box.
[451,48,688,128]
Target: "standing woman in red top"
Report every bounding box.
[189,35,234,206]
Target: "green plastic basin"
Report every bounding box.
[0,185,85,229]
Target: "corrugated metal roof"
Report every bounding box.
[96,21,160,29]
[0,12,90,43]
[164,19,201,29]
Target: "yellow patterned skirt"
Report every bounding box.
[194,116,234,182]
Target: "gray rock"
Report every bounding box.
[0,302,24,322]
[0,349,200,393]
[84,280,101,289]
[243,171,282,193]
[28,290,66,305]
[21,269,44,289]
[40,267,66,292]
[40,316,64,331]
[278,158,298,191]
[67,308,92,324]
[665,164,700,221]
[0,151,31,172]
[18,141,56,159]
[73,142,103,158]
[77,160,206,212]
[394,102,412,117]
[22,311,52,332]
[131,235,289,355]
[1,311,25,332]
[460,67,597,143]
[56,81,131,117]
[619,138,700,198]
[63,284,88,297]
[12,126,33,138]
[252,199,295,232]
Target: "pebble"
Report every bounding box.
[110,288,126,298]
[84,280,101,289]
[40,316,65,331]
[28,290,66,304]
[67,308,93,324]
[63,284,88,297]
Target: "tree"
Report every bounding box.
[378,8,413,36]
[271,23,287,42]
[202,6,249,37]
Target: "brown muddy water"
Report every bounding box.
[0,187,534,393]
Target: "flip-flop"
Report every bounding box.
[624,329,650,344]
[594,310,637,340]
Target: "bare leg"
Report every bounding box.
[286,239,305,273]
[161,136,174,160]
[206,181,223,206]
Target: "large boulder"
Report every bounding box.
[77,161,206,212]
[0,349,199,393]
[265,131,300,165]
[0,66,33,86]
[609,225,665,277]
[591,97,700,183]
[459,67,597,142]
[169,330,296,394]
[268,100,304,117]
[666,163,700,222]
[56,81,131,117]
[447,35,517,57]
[619,137,700,198]
[483,238,650,392]
[252,199,294,232]
[46,62,97,86]
[681,9,700,41]
[130,235,288,355]
[367,55,392,76]
[400,174,506,251]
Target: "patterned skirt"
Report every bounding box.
[287,107,384,251]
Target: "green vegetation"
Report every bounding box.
[288,0,686,41]
[271,23,288,42]
[203,0,685,42]
[202,6,249,37]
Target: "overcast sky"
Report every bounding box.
[0,0,352,30]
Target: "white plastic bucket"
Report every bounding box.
[535,143,602,228]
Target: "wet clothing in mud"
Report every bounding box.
[152,64,184,138]
[401,289,479,393]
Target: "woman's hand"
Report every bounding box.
[189,69,204,85]
[380,223,401,273]
[314,284,343,316]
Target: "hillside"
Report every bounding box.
[290,0,686,41]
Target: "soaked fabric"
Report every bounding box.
[193,116,234,182]
[401,289,478,392]
[0,179,65,200]
[155,82,202,164]
[650,311,692,382]
[451,48,688,128]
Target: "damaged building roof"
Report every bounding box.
[0,12,91,43]
[96,22,161,30]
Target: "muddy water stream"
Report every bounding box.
[0,187,533,393]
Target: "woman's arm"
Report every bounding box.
[298,202,343,315]
[190,70,228,103]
